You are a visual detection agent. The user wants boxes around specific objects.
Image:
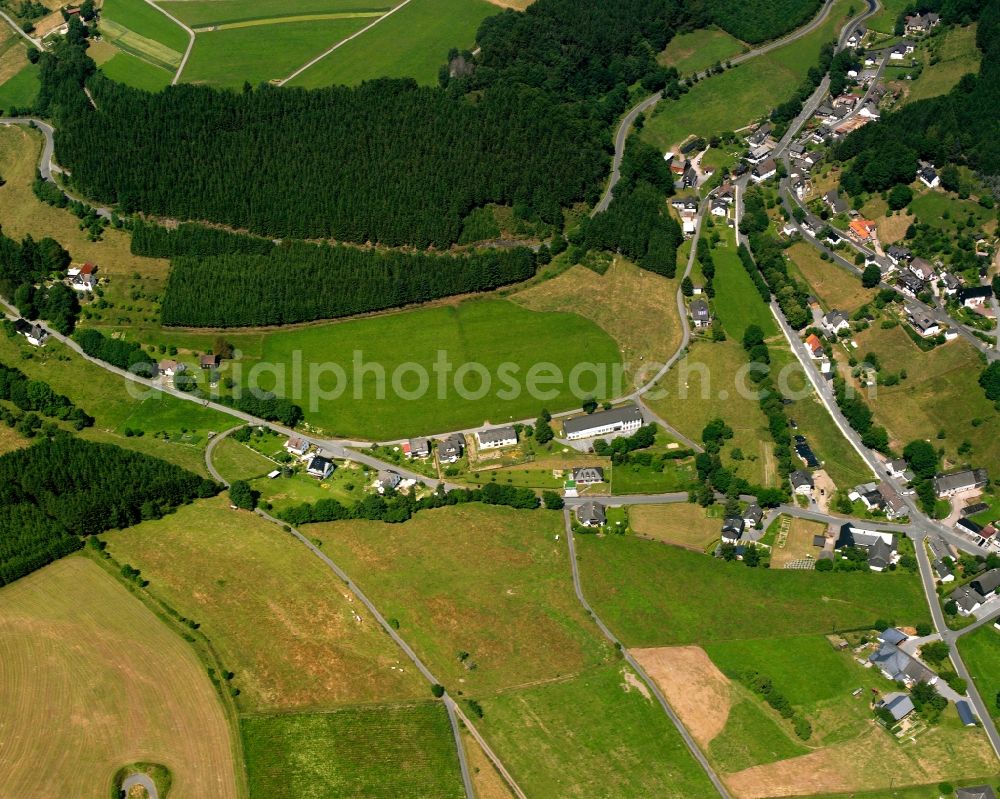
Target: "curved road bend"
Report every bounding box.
[593,0,840,216]
[141,0,195,85]
[121,773,158,799]
[205,429,524,799]
[562,509,734,799]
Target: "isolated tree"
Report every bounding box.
[861,264,881,288]
[542,491,564,510]
[903,439,939,480]
[887,183,913,210]
[681,276,694,296]
[535,412,554,445]
[229,480,257,510]
[979,361,1000,402]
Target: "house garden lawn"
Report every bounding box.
[575,536,928,648]
[512,257,683,390]
[103,495,426,711]
[646,339,774,487]
[641,0,854,150]
[159,0,394,28]
[98,50,173,91]
[968,491,1000,527]
[956,625,1000,725]
[252,461,371,513]
[305,503,614,694]
[629,502,724,551]
[181,18,375,87]
[610,456,698,495]
[102,0,190,54]
[849,325,1000,470]
[241,702,465,799]
[0,557,239,798]
[908,190,994,233]
[658,26,747,74]
[288,0,500,87]
[253,299,621,440]
[474,662,718,799]
[785,242,876,313]
[212,436,278,482]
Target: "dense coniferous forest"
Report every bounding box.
[0,436,219,585]
[160,244,537,327]
[698,0,822,43]
[130,221,275,259]
[837,0,1000,193]
[36,0,697,249]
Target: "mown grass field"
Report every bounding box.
[904,24,980,104]
[642,0,854,149]
[182,17,375,86]
[104,496,426,711]
[513,257,683,389]
[908,189,994,232]
[710,226,778,342]
[610,457,698,494]
[476,663,719,799]
[160,0,394,28]
[0,424,28,455]
[102,0,190,54]
[708,691,809,772]
[786,242,875,313]
[0,62,39,110]
[255,299,621,439]
[864,0,910,33]
[212,436,278,482]
[241,703,465,799]
[850,325,1000,469]
[659,26,746,74]
[957,625,1000,725]
[646,339,775,487]
[289,0,500,87]
[99,50,173,91]
[308,503,612,693]
[576,536,929,647]
[629,503,723,550]
[0,557,239,798]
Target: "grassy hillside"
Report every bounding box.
[102,0,190,53]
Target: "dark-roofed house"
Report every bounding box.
[795,442,819,468]
[868,538,895,571]
[824,190,848,214]
[823,310,850,335]
[790,470,814,496]
[306,455,334,479]
[476,426,518,450]
[439,434,465,463]
[576,501,606,528]
[886,245,912,265]
[934,558,955,582]
[956,787,997,799]
[572,466,605,485]
[934,468,989,498]
[744,504,764,528]
[878,692,915,722]
[959,285,994,308]
[375,470,401,494]
[869,641,935,685]
[879,627,908,646]
[971,569,1000,599]
[957,518,983,537]
[836,524,898,571]
[13,318,47,347]
[956,700,978,727]
[878,484,907,520]
[896,272,925,298]
[909,257,936,281]
[721,517,745,544]
[907,305,940,338]
[406,437,431,458]
[751,158,777,183]
[918,165,939,188]
[690,299,712,328]
[949,585,987,615]
[563,404,642,441]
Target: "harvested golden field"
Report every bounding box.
[513,257,682,389]
[629,503,722,551]
[0,557,240,799]
[769,517,829,568]
[104,496,426,711]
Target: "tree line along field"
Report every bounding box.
[642,0,854,151]
[305,503,718,797]
[288,0,502,87]
[0,557,240,798]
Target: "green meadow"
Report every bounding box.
[99,51,173,92]
[251,299,621,439]
[0,62,39,110]
[182,18,374,86]
[575,536,929,647]
[957,625,1000,725]
[102,0,190,54]
[642,0,854,149]
[160,0,393,28]
[659,26,747,75]
[289,0,500,87]
[709,226,778,342]
[241,703,465,799]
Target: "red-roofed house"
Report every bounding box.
[805,334,824,359]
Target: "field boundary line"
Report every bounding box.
[277,0,415,86]
[140,0,196,84]
[193,11,384,33]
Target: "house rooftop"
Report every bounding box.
[562,404,642,437]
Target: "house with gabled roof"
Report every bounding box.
[934,468,989,497]
[822,310,850,335]
[869,640,935,685]
[804,333,824,359]
[576,501,606,528]
[306,455,334,479]
[476,426,517,450]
